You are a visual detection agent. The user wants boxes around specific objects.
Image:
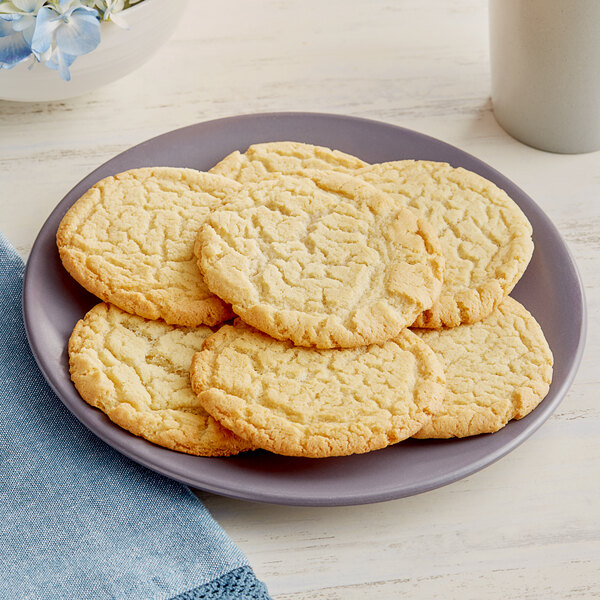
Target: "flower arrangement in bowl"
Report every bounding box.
[0,0,187,101]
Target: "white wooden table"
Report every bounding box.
[1,1,598,597]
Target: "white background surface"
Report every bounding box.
[1,1,599,598]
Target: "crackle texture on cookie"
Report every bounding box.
[189,321,445,457]
[413,297,553,439]
[196,171,445,348]
[69,303,252,456]
[358,161,534,328]
[57,167,242,326]
[209,141,368,184]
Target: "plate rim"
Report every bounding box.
[23,111,587,506]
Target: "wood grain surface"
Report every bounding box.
[1,1,598,598]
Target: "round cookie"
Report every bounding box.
[189,321,446,458]
[196,170,445,348]
[357,161,534,328]
[412,297,553,439]
[57,167,242,327]
[69,303,252,456]
[209,141,368,184]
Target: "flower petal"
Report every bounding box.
[19,13,35,43]
[44,45,76,80]
[30,6,60,54]
[58,0,97,15]
[57,0,77,12]
[70,4,99,18]
[0,26,31,67]
[107,10,128,29]
[11,0,43,13]
[0,13,21,23]
[11,13,34,31]
[54,10,100,56]
[0,18,15,36]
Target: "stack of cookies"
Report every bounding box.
[59,142,553,458]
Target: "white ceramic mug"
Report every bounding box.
[489,0,600,154]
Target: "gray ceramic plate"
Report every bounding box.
[23,112,586,506]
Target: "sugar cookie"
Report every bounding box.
[196,170,444,348]
[209,141,367,183]
[57,167,242,326]
[190,321,445,457]
[358,161,534,327]
[413,297,553,438]
[69,303,252,456]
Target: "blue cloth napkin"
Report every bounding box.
[0,233,271,600]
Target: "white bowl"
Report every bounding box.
[0,0,187,102]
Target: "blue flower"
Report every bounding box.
[0,14,32,69]
[30,0,100,81]
[0,1,45,43]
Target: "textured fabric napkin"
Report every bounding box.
[0,233,271,600]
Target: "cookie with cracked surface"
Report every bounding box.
[69,303,252,456]
[57,167,242,327]
[189,321,446,458]
[196,170,445,348]
[412,297,553,439]
[209,141,368,184]
[357,161,534,328]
